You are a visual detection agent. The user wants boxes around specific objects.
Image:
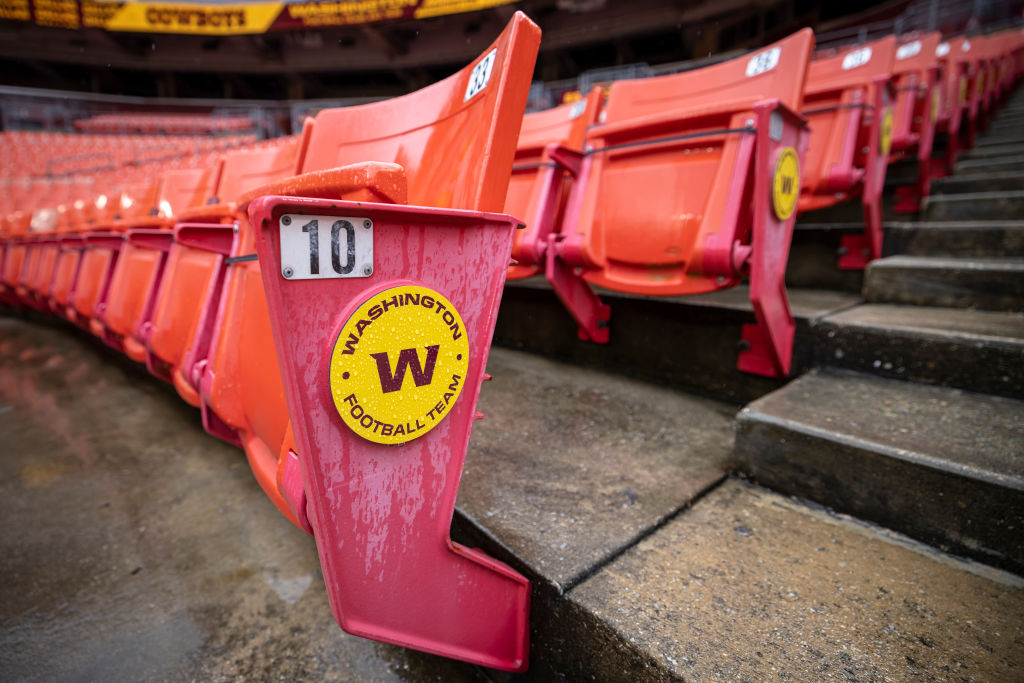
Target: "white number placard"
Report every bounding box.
[842,47,872,70]
[465,49,497,102]
[936,42,951,57]
[746,46,781,77]
[897,40,921,60]
[279,214,373,280]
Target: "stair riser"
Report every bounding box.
[493,285,789,404]
[925,194,1024,221]
[864,264,1024,311]
[734,418,1024,575]
[960,143,1024,160]
[810,321,1024,398]
[955,157,1024,174]
[931,175,1024,193]
[884,224,1024,257]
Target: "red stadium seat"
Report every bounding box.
[505,87,603,279]
[199,11,539,670]
[541,29,813,376]
[798,36,896,269]
[890,32,943,213]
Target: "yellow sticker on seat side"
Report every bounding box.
[328,285,470,445]
[771,147,800,221]
[959,76,968,105]
[879,108,894,157]
[931,87,941,122]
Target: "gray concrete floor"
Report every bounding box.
[0,315,483,682]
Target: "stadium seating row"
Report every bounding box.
[74,112,256,135]
[2,13,1023,671]
[504,25,1024,376]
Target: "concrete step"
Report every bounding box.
[959,141,1024,160]
[923,190,1024,221]
[809,303,1024,397]
[955,154,1024,174]
[493,280,860,404]
[883,220,1024,257]
[561,478,1024,681]
[735,369,1024,573]
[931,171,1024,194]
[0,317,481,682]
[864,255,1024,311]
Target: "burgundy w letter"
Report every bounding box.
[371,345,440,393]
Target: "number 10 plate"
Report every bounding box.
[279,214,374,280]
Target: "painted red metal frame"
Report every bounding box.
[248,194,530,672]
[838,75,893,270]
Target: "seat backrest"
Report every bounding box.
[601,28,813,130]
[805,35,896,97]
[152,167,214,221]
[514,88,602,161]
[298,12,541,213]
[566,28,813,292]
[216,137,303,205]
[893,32,942,79]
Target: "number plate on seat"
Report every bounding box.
[279,214,373,280]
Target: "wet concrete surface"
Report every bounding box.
[0,316,484,682]
[462,348,735,590]
[567,478,1024,681]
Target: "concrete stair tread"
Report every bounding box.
[735,369,1024,572]
[740,369,1024,489]
[872,254,1024,269]
[565,479,1024,680]
[955,155,1024,171]
[822,303,1024,342]
[459,346,735,590]
[930,171,1024,193]
[960,142,1024,159]
[924,190,1024,223]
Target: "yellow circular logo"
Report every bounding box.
[328,284,470,445]
[879,108,894,156]
[771,146,800,221]
[931,87,941,122]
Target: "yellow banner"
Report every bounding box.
[103,2,281,34]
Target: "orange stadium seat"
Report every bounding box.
[798,36,896,269]
[890,32,943,213]
[541,29,813,376]
[505,87,603,279]
[197,11,539,670]
[97,167,215,360]
[145,136,303,407]
[69,181,159,341]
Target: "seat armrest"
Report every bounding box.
[237,162,408,211]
